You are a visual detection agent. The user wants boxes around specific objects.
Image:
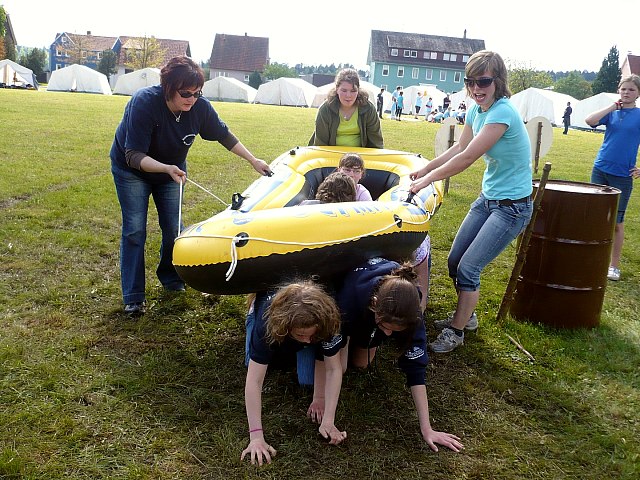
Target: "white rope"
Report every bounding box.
[185,177,230,207]
[177,180,184,237]
[226,237,239,281]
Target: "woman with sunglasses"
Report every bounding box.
[110,56,271,315]
[409,50,533,353]
[310,68,384,148]
[334,257,464,453]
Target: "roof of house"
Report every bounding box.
[116,36,191,66]
[623,54,640,75]
[65,33,118,52]
[369,30,485,64]
[4,14,17,45]
[210,33,269,72]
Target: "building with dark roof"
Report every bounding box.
[367,29,485,94]
[209,33,269,83]
[621,54,640,77]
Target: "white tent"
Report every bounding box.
[449,89,475,111]
[254,77,317,107]
[203,76,257,103]
[0,59,38,89]
[113,68,160,95]
[510,88,576,125]
[571,92,618,130]
[47,64,112,95]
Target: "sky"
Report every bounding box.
[3,0,638,73]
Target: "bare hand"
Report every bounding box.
[630,167,640,179]
[318,422,347,445]
[410,175,432,194]
[250,158,272,176]
[423,429,464,453]
[240,438,277,466]
[165,165,186,184]
[307,398,325,424]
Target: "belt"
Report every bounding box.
[487,195,531,206]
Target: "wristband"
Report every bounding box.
[249,428,263,433]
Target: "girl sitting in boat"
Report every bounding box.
[334,257,463,453]
[242,280,347,466]
[299,171,357,205]
[336,152,372,201]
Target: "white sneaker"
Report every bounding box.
[429,328,464,353]
[433,311,478,331]
[607,266,621,281]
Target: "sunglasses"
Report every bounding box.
[464,77,495,88]
[178,90,203,98]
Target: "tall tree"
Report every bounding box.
[554,71,592,100]
[123,36,167,70]
[262,62,297,80]
[18,47,47,76]
[62,35,90,65]
[249,71,262,89]
[506,59,553,94]
[0,5,6,59]
[98,50,118,81]
[591,46,621,94]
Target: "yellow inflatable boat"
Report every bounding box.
[173,146,443,294]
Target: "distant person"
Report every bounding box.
[585,74,640,281]
[390,86,401,120]
[414,92,423,119]
[242,281,347,466]
[110,56,270,316]
[410,50,533,353]
[310,68,383,148]
[442,94,451,113]
[376,87,385,119]
[396,90,405,121]
[562,102,572,134]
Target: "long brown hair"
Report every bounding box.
[326,68,370,106]
[465,50,511,99]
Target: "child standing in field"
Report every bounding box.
[242,281,347,466]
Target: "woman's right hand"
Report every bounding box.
[240,438,277,466]
[165,165,186,184]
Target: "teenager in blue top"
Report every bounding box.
[410,50,533,353]
[585,74,640,281]
[335,258,464,452]
[242,281,347,466]
[110,56,271,315]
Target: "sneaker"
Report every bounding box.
[434,311,478,332]
[429,328,464,353]
[607,266,621,281]
[124,302,146,316]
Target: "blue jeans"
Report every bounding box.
[112,163,184,304]
[448,194,532,291]
[591,166,632,223]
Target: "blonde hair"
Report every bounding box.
[618,74,640,91]
[265,281,341,345]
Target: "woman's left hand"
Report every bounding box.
[307,398,325,424]
[422,428,464,453]
[318,422,347,445]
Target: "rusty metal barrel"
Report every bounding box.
[510,180,620,328]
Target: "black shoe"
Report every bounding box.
[124,302,146,316]
[165,284,186,292]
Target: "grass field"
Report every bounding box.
[0,88,638,479]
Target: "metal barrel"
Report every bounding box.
[510,180,620,328]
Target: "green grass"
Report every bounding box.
[0,89,638,479]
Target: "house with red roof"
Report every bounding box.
[209,33,269,83]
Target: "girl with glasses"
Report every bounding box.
[334,258,464,453]
[110,56,271,315]
[409,50,533,353]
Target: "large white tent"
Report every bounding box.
[510,88,576,125]
[449,89,475,111]
[0,59,38,89]
[203,76,257,103]
[113,68,160,95]
[47,64,112,95]
[571,92,618,130]
[254,77,317,107]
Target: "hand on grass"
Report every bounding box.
[241,438,277,466]
[307,398,325,424]
[318,421,347,445]
[422,428,464,453]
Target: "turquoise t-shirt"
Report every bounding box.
[466,97,532,200]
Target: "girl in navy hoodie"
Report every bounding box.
[336,258,463,452]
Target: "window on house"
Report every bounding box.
[423,51,430,59]
[381,84,388,91]
[244,74,250,82]
[411,51,417,58]
[454,71,462,82]
[97,52,102,59]
[443,53,450,61]
[382,65,389,76]
[61,37,67,43]
[430,52,438,60]
[403,49,411,57]
[462,55,470,62]
[425,69,433,80]
[56,49,63,56]
[81,50,87,58]
[412,68,419,79]
[440,70,447,81]
[397,66,404,77]
[56,64,64,70]
[390,48,398,56]
[450,54,457,62]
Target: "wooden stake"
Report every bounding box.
[507,334,535,362]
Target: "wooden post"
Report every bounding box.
[496,162,552,322]
[444,124,456,194]
[534,121,543,174]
